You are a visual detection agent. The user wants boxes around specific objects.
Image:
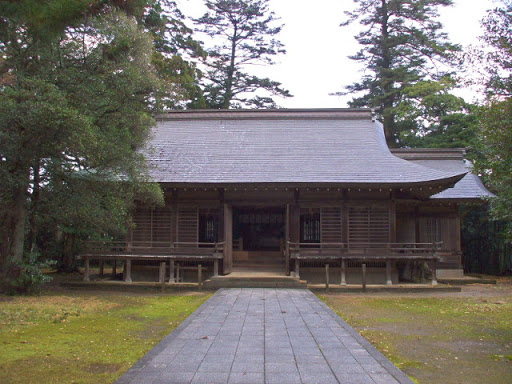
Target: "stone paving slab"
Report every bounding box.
[116,289,413,384]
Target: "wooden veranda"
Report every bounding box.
[80,239,441,288]
[287,241,442,287]
[80,241,224,285]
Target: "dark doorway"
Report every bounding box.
[233,207,285,251]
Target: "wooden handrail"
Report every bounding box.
[82,240,225,256]
[286,241,442,260]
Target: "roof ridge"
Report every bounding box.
[156,108,373,121]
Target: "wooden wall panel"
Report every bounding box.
[396,213,416,243]
[131,206,172,247]
[177,205,198,244]
[348,204,391,245]
[152,207,173,245]
[132,207,152,246]
[320,207,343,243]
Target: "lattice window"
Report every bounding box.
[300,208,320,243]
[199,208,219,243]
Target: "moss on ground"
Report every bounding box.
[0,291,210,384]
[320,280,512,384]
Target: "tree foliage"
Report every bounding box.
[474,99,512,242]
[338,0,460,146]
[142,0,207,109]
[397,78,477,149]
[472,2,512,243]
[0,1,164,281]
[480,1,512,97]
[194,0,291,108]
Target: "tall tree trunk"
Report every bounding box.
[379,0,397,147]
[61,233,77,272]
[222,24,238,109]
[27,161,41,253]
[0,187,27,278]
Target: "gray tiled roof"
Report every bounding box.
[392,148,495,200]
[145,109,465,187]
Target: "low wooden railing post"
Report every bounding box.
[213,259,219,277]
[325,264,330,292]
[176,263,180,283]
[285,244,290,276]
[385,260,392,286]
[83,258,90,282]
[159,261,166,283]
[340,259,346,285]
[198,264,202,291]
[112,260,117,277]
[362,263,367,292]
[99,260,104,277]
[169,260,175,283]
[124,259,132,283]
[431,260,438,286]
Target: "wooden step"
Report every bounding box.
[233,260,284,266]
[204,275,307,289]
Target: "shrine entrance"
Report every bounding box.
[231,207,286,270]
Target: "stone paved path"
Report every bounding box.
[116,289,413,384]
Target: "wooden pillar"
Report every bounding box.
[325,264,330,291]
[285,204,290,276]
[454,212,462,268]
[386,260,392,286]
[124,259,132,283]
[111,260,117,277]
[99,260,104,277]
[217,189,233,275]
[414,206,421,243]
[169,260,175,283]
[83,258,90,282]
[390,197,396,242]
[290,194,301,277]
[362,263,367,292]
[431,260,438,286]
[340,259,346,285]
[159,261,166,283]
[171,192,178,245]
[342,190,348,245]
[213,259,219,276]
[198,264,202,291]
[176,263,180,282]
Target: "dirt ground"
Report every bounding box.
[321,276,512,384]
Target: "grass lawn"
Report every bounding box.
[321,277,512,384]
[0,279,210,384]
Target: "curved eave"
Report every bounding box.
[428,198,491,204]
[146,110,467,193]
[157,172,466,191]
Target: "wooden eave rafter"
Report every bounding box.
[159,174,464,200]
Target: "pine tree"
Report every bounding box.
[338,0,460,146]
[194,0,291,109]
[142,0,207,109]
[0,1,164,281]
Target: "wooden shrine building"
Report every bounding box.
[82,109,494,285]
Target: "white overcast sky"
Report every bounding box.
[176,0,497,108]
